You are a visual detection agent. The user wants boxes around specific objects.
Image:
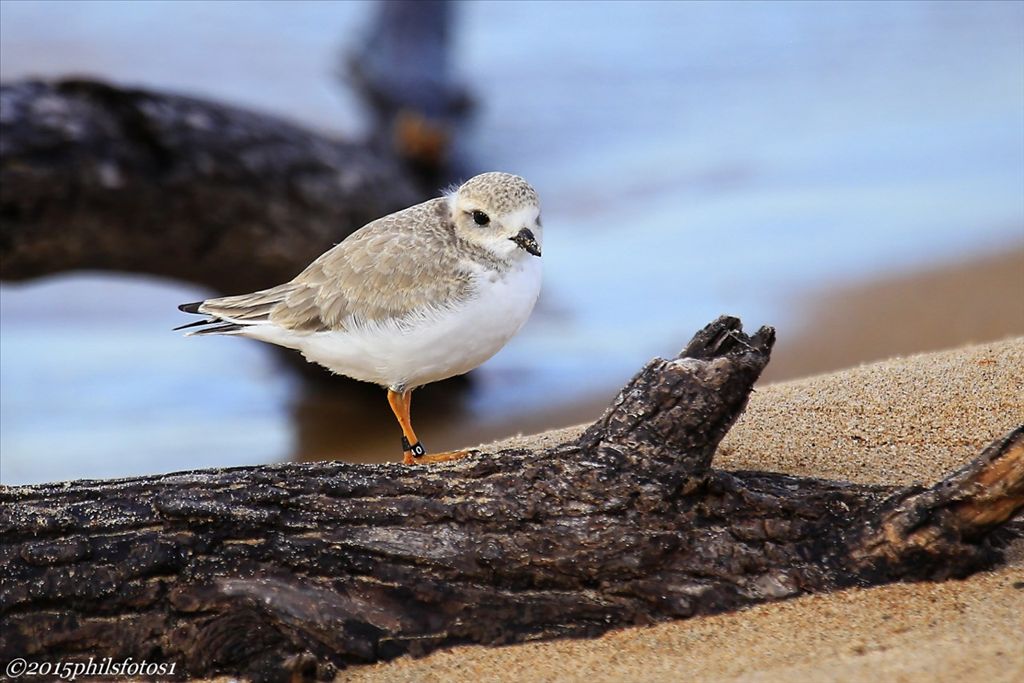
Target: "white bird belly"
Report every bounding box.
[292,258,542,389]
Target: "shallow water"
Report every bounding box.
[2,1,1022,483]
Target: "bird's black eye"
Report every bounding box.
[471,210,490,226]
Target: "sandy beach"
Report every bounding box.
[340,338,1024,683]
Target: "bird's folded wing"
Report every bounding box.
[199,199,474,333]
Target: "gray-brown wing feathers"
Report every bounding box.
[179,199,473,334]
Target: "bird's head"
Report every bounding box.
[447,172,542,261]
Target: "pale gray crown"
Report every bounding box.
[457,172,539,215]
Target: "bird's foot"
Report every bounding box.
[400,437,472,464]
[401,446,473,466]
[410,450,472,464]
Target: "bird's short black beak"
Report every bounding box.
[510,227,541,257]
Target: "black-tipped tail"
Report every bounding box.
[174,317,243,335]
[173,318,216,331]
[177,299,243,335]
[188,322,244,335]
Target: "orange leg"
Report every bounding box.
[387,388,422,464]
[386,388,472,465]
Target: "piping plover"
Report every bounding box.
[177,172,543,464]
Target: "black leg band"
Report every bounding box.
[401,436,426,458]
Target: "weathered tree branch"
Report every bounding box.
[1,317,1021,682]
[0,78,420,294]
[1,3,468,294]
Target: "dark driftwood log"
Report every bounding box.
[1,4,470,293]
[0,78,420,294]
[1,318,1021,682]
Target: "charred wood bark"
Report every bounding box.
[1,317,1021,682]
[0,78,420,294]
